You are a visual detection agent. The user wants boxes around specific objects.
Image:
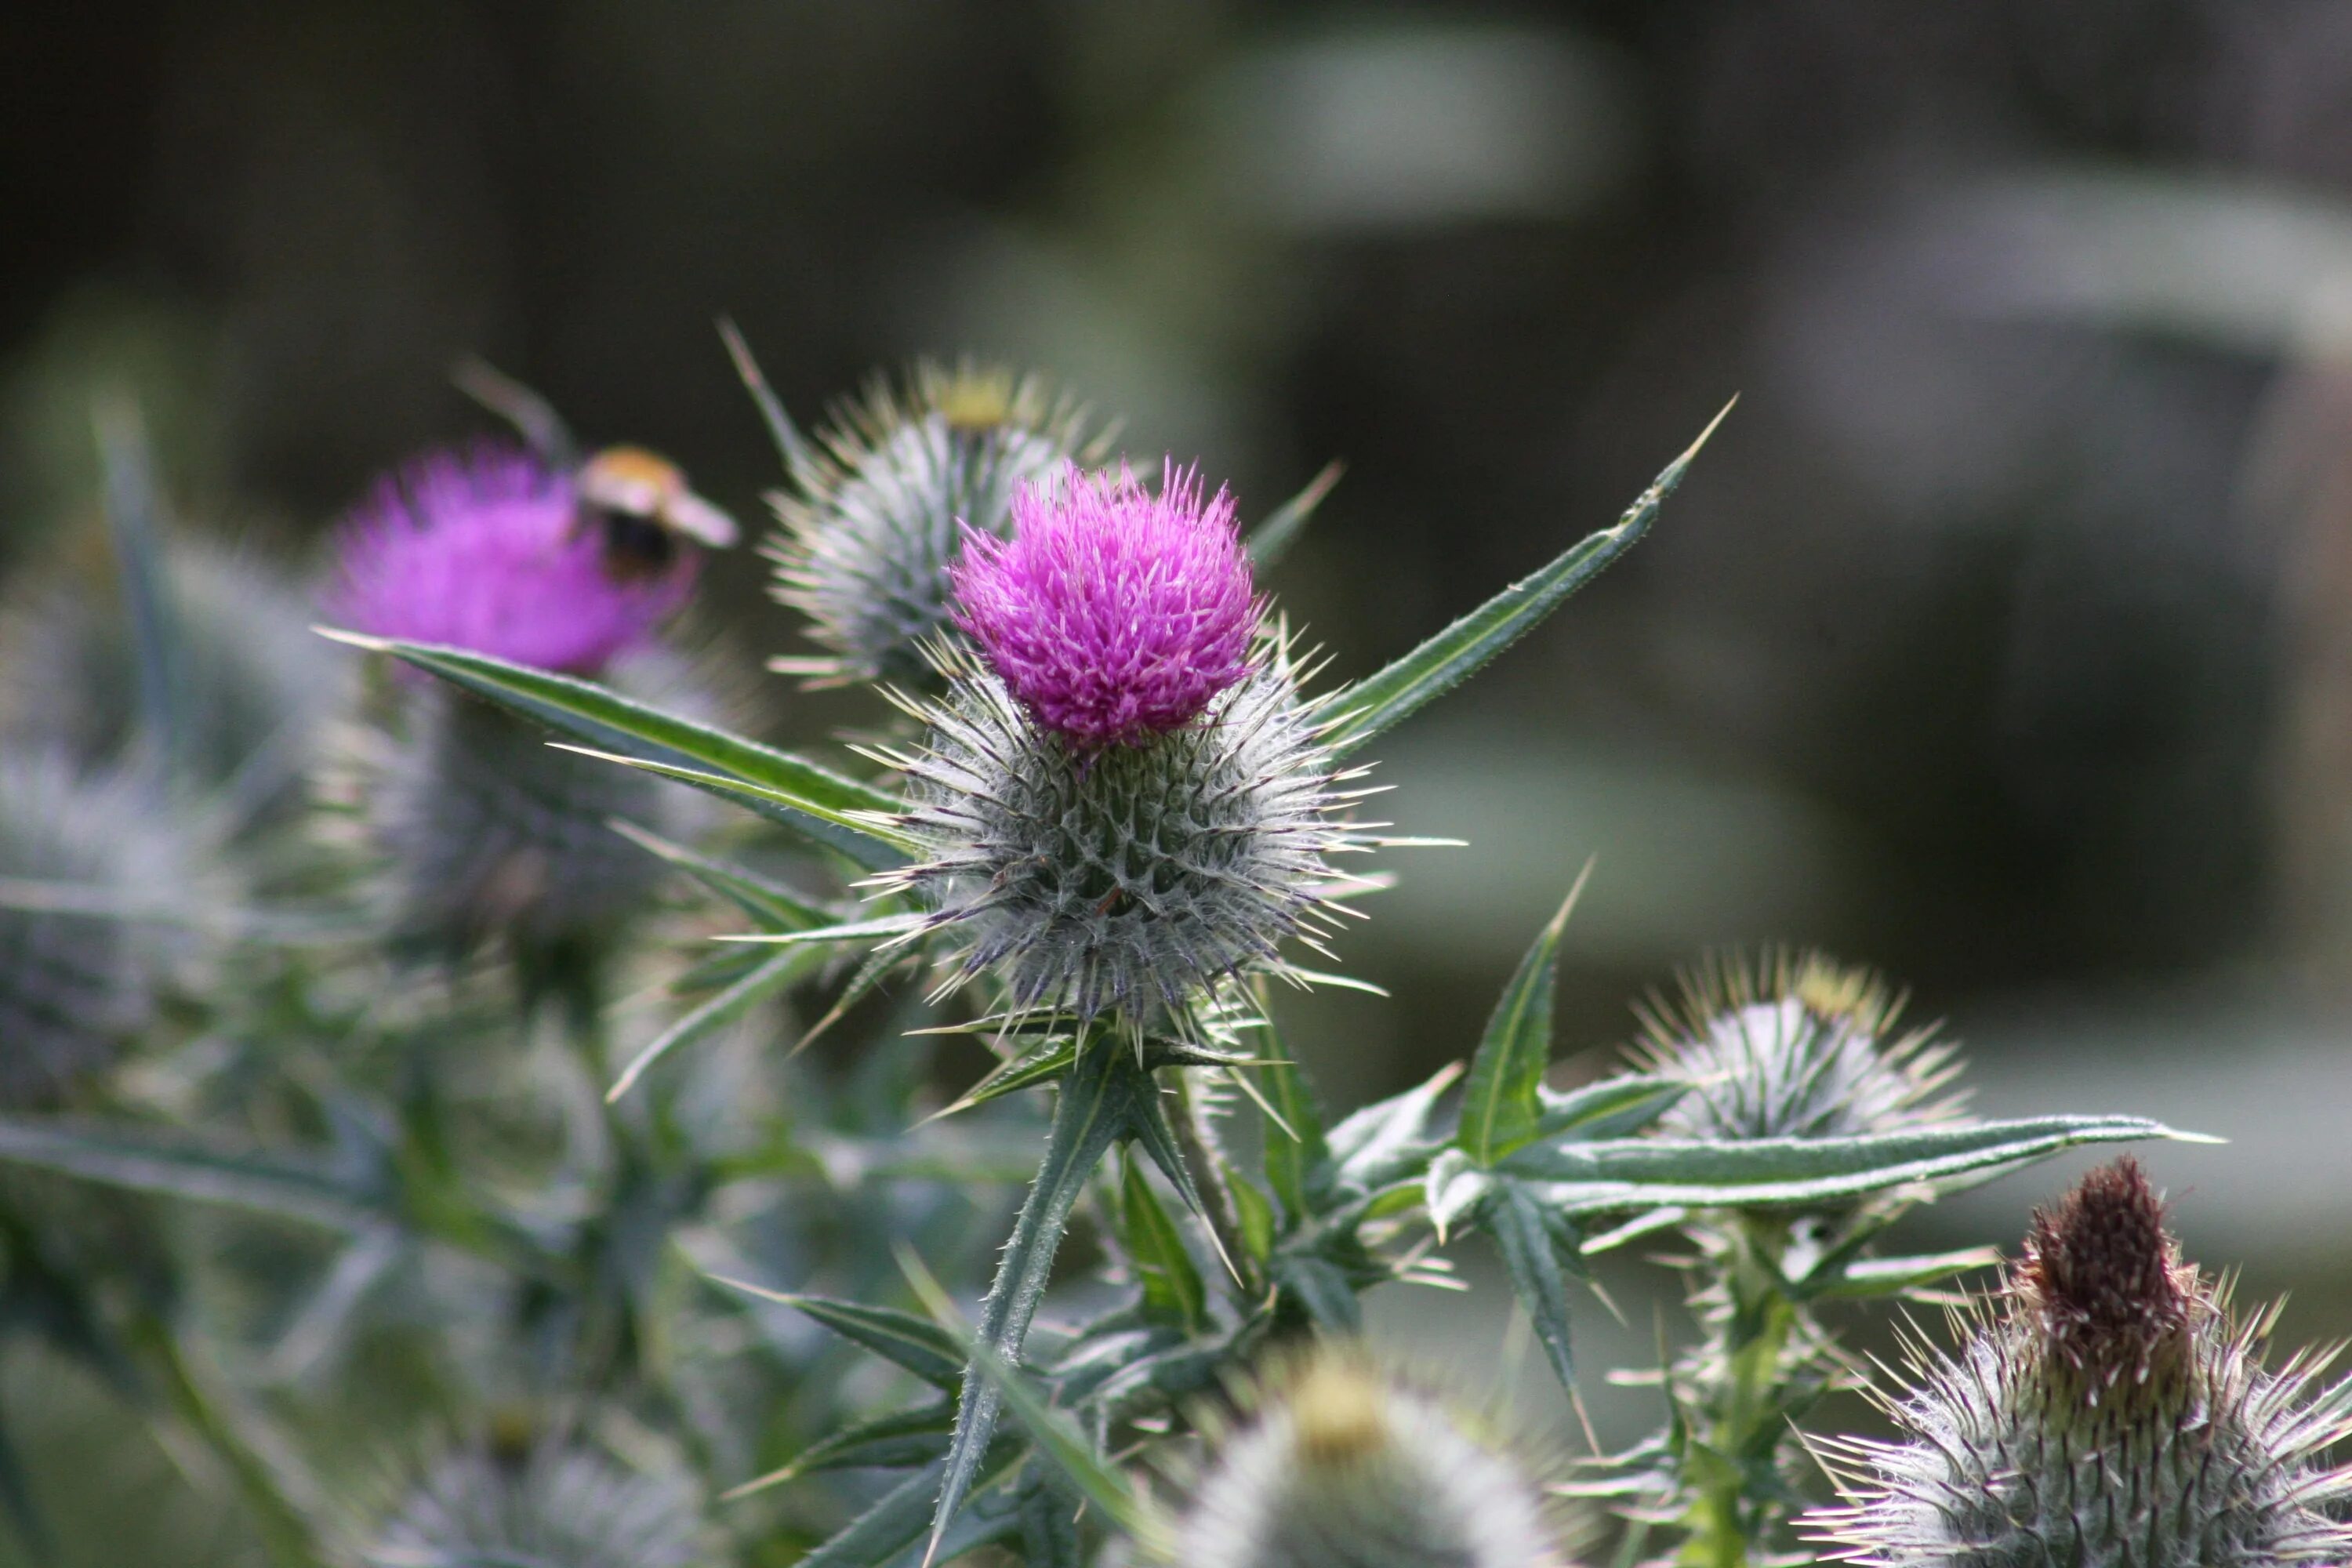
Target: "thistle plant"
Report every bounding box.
[1807,1158,2352,1566]
[0,347,2331,1568]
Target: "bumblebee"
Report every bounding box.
[454,358,738,583]
[575,445,738,581]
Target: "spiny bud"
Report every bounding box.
[1173,1350,1573,1568]
[357,1441,710,1568]
[869,463,1384,1025]
[341,648,711,1000]
[325,441,723,1000]
[1806,1159,2352,1566]
[0,539,345,826]
[766,361,1100,687]
[1632,951,1962,1143]
[0,750,192,1106]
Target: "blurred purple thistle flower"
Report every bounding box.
[329,445,691,676]
[950,459,1256,750]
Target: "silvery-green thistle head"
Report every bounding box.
[1171,1348,1573,1568]
[0,750,192,1107]
[356,1441,710,1568]
[867,458,1388,1032]
[1806,1158,2352,1566]
[1632,952,1964,1144]
[766,361,1102,687]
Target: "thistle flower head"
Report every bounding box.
[331,646,716,1002]
[873,626,1379,1027]
[1806,1160,2352,1566]
[768,361,1098,685]
[330,444,693,676]
[0,751,188,1106]
[1172,1348,1571,1568]
[1633,952,1963,1143]
[953,459,1258,751]
[358,1442,709,1568]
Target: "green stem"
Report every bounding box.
[1675,1215,1801,1568]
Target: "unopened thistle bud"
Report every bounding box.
[327,444,723,991]
[1633,952,1962,1144]
[358,1442,710,1568]
[872,461,1383,1026]
[1174,1350,1571,1568]
[1806,1158,2352,1566]
[0,540,345,825]
[0,751,189,1105]
[766,361,1099,686]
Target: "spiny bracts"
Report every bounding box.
[1171,1348,1571,1568]
[0,750,191,1106]
[1806,1158,2352,1566]
[867,631,1381,1029]
[1632,951,1964,1144]
[767,361,1100,687]
[356,1441,710,1568]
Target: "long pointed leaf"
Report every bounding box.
[1312,401,1732,757]
[606,819,834,931]
[318,630,910,869]
[1254,996,1329,1224]
[608,948,811,1103]
[0,1116,376,1230]
[1117,1152,1208,1333]
[721,1402,954,1497]
[931,1043,1133,1553]
[1459,869,1586,1165]
[1246,460,1342,570]
[710,1280,965,1390]
[1488,1179,1578,1392]
[1499,1115,2199,1212]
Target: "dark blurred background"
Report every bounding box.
[7,0,2352,1462]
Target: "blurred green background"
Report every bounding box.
[6,0,2352,1538]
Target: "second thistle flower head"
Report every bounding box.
[329,445,696,677]
[953,460,1257,750]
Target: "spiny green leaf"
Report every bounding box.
[0,1116,377,1230]
[1459,869,1587,1165]
[1802,1247,2002,1301]
[607,948,812,1103]
[606,819,835,931]
[554,743,918,861]
[713,912,927,946]
[926,1036,1080,1123]
[1312,401,1732,757]
[1423,1148,1492,1243]
[1118,1152,1207,1334]
[720,1403,954,1498]
[1253,996,1329,1223]
[1487,1179,1579,1393]
[1229,1171,1276,1265]
[1245,460,1342,570]
[1327,1061,1461,1195]
[1533,1073,1687,1142]
[902,1251,1167,1556]
[317,630,910,869]
[1272,1254,1363,1331]
[931,1042,1135,1553]
[710,1280,964,1391]
[1497,1115,2199,1213]
[797,1456,1020,1568]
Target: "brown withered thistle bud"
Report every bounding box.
[1806,1158,2352,1566]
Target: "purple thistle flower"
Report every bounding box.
[950,459,1256,750]
[329,445,692,676]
